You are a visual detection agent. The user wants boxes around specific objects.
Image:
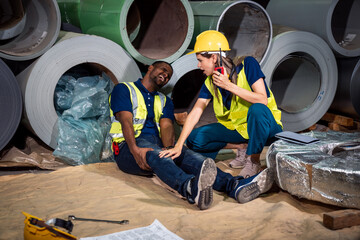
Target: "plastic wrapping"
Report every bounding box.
[53,73,113,165]
[267,131,360,209]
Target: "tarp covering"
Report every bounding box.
[1,161,360,239]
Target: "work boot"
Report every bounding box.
[187,158,217,210]
[238,156,261,178]
[232,168,273,203]
[252,168,274,194]
[229,148,248,168]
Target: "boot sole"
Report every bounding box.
[196,158,217,210]
[235,182,260,203]
[252,168,273,194]
[229,163,245,169]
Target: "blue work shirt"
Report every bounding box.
[198,56,269,110]
[110,79,174,137]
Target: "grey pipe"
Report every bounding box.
[330,57,360,120]
[0,59,22,151]
[190,0,272,64]
[266,0,360,57]
[0,0,61,60]
[261,26,338,132]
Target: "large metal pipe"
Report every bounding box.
[0,0,61,60]
[266,0,360,57]
[330,57,360,120]
[190,0,272,64]
[0,59,22,151]
[261,26,338,132]
[57,0,194,65]
[0,0,26,40]
[16,32,141,149]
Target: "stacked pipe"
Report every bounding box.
[264,0,360,123]
[0,0,61,151]
[0,0,359,153]
[190,0,272,65]
[260,26,337,132]
[57,0,195,65]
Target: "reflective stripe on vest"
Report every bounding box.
[109,82,166,144]
[204,61,282,139]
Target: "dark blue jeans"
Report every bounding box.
[186,103,283,159]
[114,134,243,199]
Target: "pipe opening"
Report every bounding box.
[271,53,321,114]
[53,63,116,116]
[130,0,188,59]
[126,3,141,42]
[0,0,60,60]
[332,0,360,51]
[171,69,217,127]
[218,2,270,63]
[0,0,25,40]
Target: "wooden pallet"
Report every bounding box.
[320,113,360,132]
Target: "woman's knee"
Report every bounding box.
[248,103,271,119]
[186,130,209,150]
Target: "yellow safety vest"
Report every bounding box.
[109,82,166,144]
[204,61,282,139]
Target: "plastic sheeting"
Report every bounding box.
[16,31,142,149]
[53,73,113,165]
[267,130,360,209]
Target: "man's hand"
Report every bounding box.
[131,146,153,171]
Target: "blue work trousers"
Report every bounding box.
[114,134,245,199]
[186,103,283,159]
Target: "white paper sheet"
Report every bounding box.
[80,219,183,240]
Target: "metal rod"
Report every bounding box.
[68,215,129,225]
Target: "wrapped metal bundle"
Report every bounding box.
[266,131,360,209]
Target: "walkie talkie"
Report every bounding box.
[214,48,224,74]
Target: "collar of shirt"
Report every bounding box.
[134,78,159,96]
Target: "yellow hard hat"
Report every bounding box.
[188,30,231,55]
[23,212,77,240]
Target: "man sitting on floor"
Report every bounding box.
[109,61,272,210]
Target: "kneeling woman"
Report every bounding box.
[160,30,283,178]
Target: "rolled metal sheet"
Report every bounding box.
[57,0,194,65]
[167,53,217,128]
[164,53,200,97]
[330,57,360,120]
[261,27,338,132]
[0,59,22,151]
[16,32,142,149]
[0,0,61,61]
[266,0,360,57]
[266,131,360,209]
[190,0,272,64]
[0,0,26,40]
